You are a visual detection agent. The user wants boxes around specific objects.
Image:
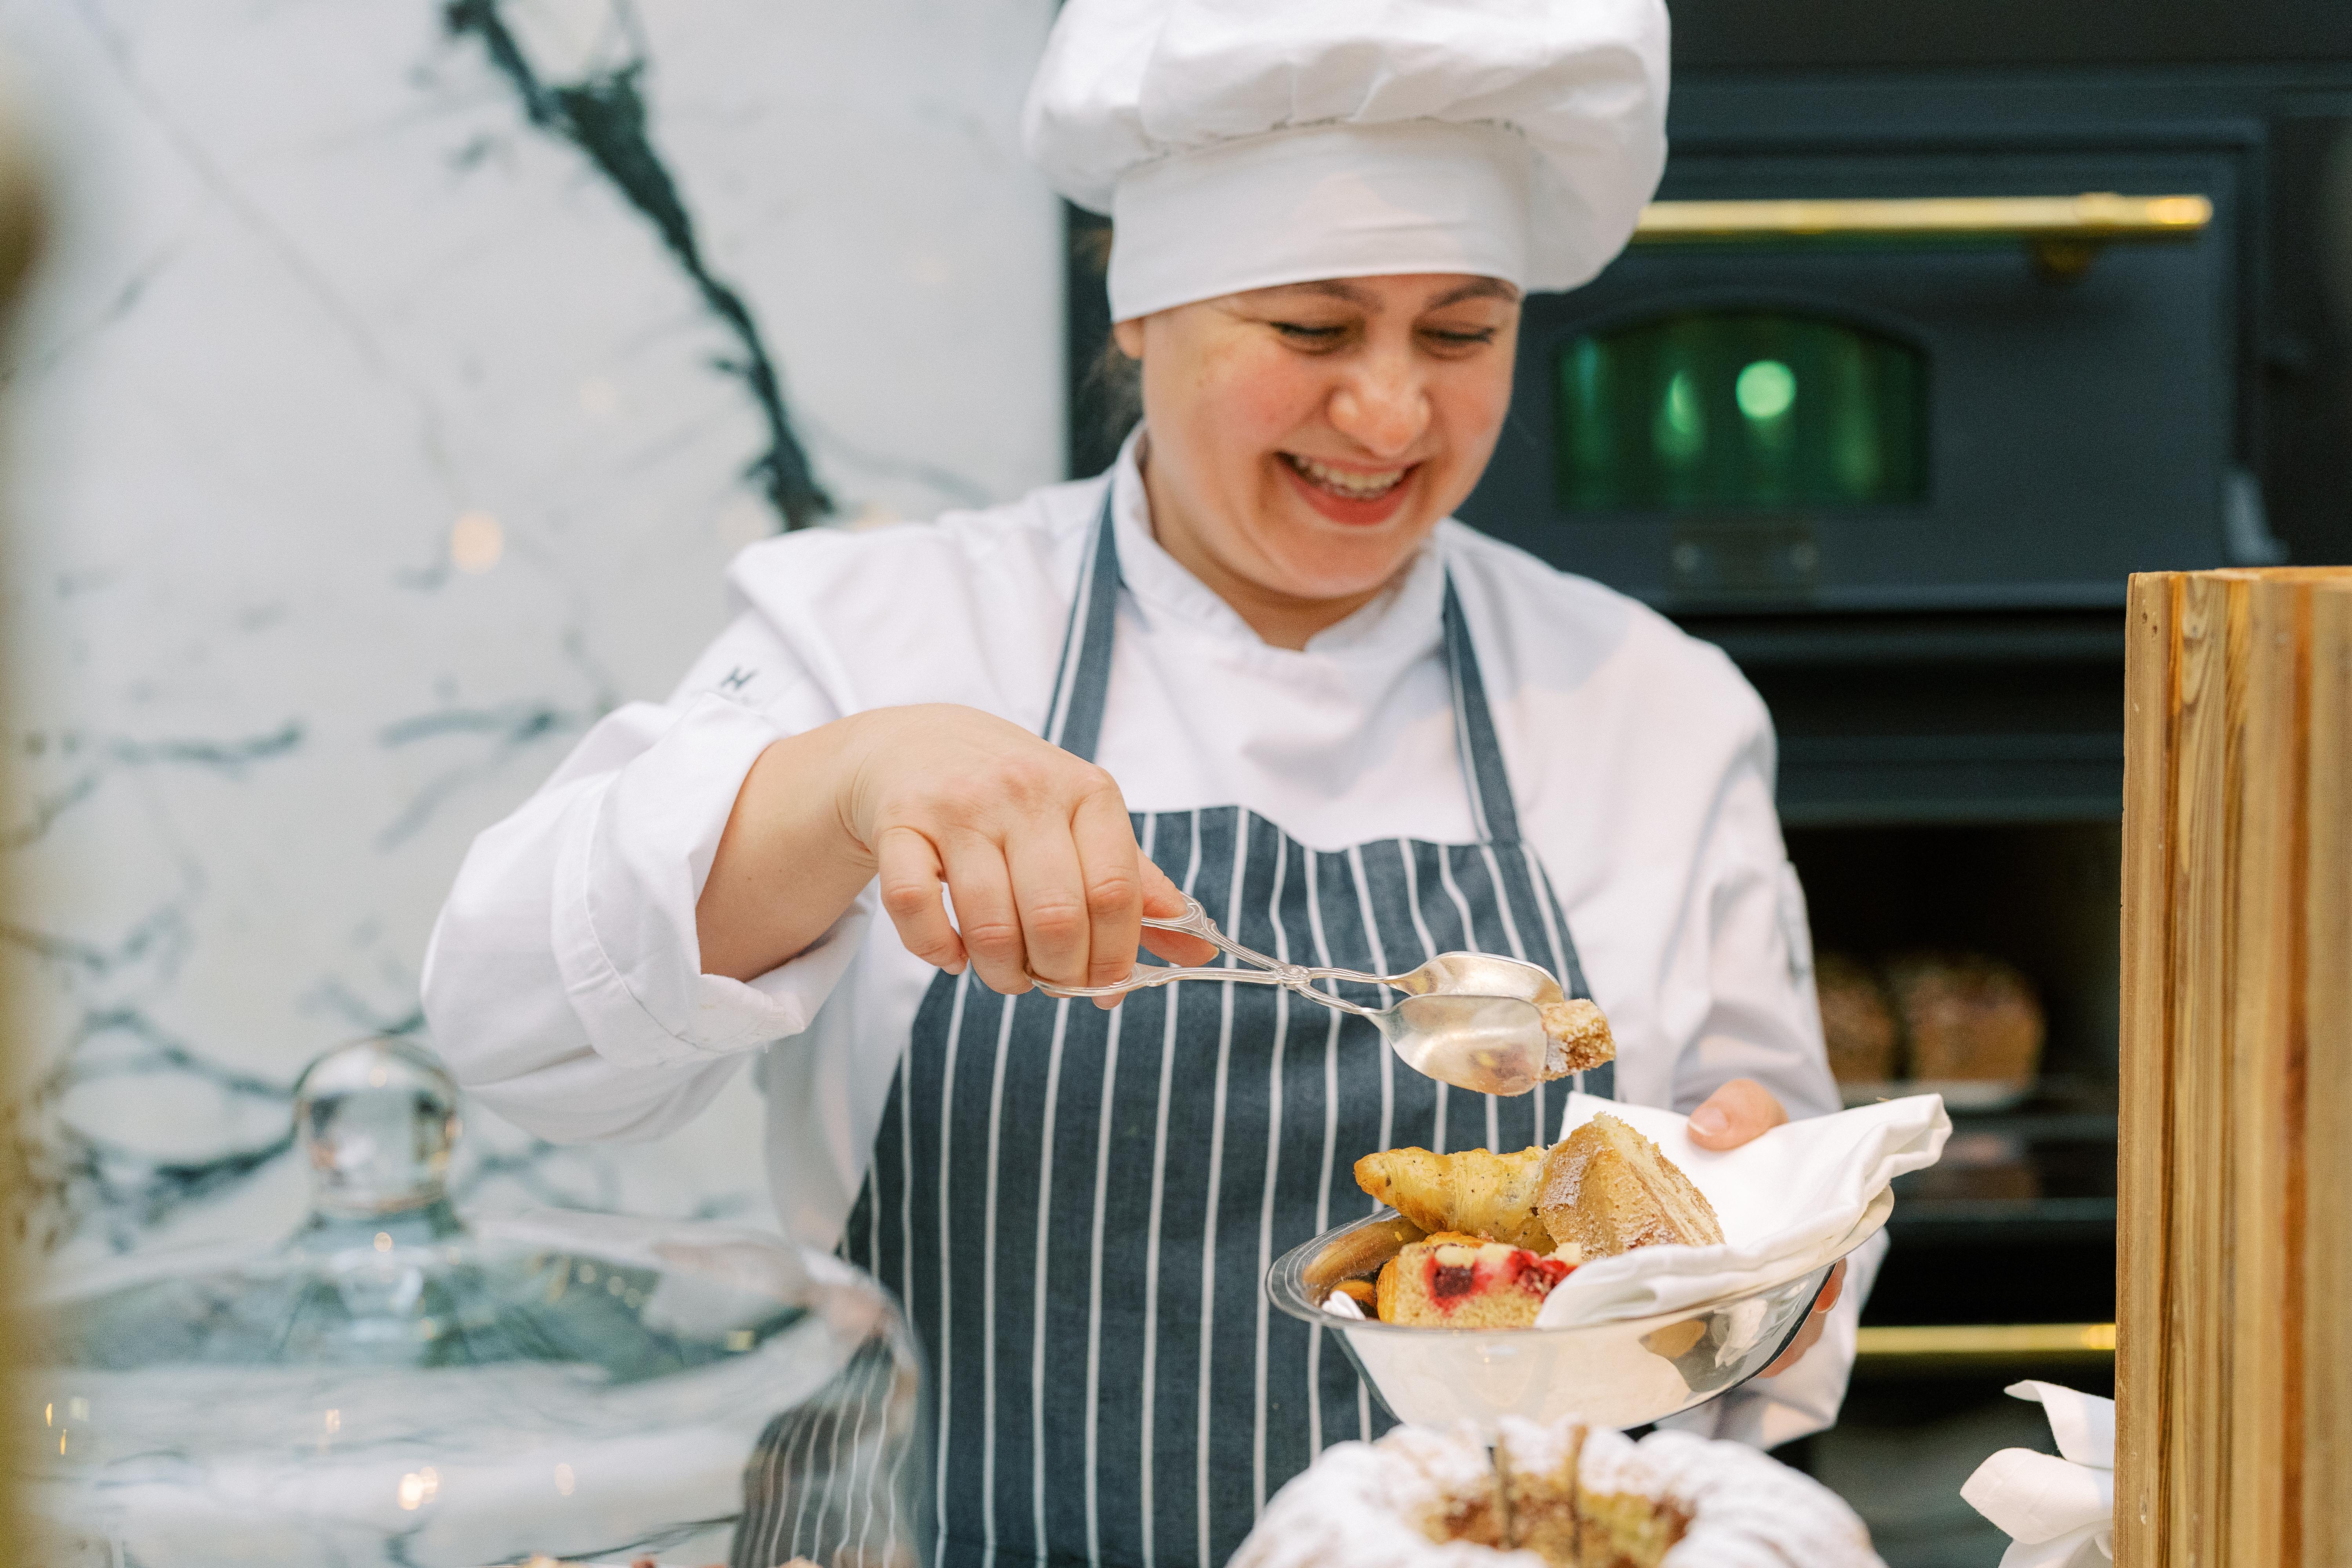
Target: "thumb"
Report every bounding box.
[1138,857,1216,967]
[1686,1078,1788,1151]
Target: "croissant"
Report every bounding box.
[1353,1147,1553,1250]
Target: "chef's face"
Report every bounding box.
[1113,272,1520,615]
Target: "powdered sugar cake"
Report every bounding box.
[1229,1412,1883,1568]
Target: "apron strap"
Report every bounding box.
[1040,490,1124,762]
[1045,489,1523,847]
[1441,577,1521,846]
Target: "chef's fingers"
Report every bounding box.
[1069,785,1145,1008]
[1136,856,1218,968]
[1685,1077,1789,1151]
[1759,1260,1845,1379]
[1813,1258,1847,1314]
[939,832,1032,994]
[1006,817,1094,991]
[875,826,965,976]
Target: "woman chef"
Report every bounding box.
[423,1,1878,1564]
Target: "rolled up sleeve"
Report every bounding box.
[550,693,871,1066]
[423,611,869,1143]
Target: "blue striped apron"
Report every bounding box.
[736,497,1609,1568]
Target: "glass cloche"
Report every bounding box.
[18,1038,928,1568]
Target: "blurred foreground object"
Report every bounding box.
[0,63,53,1568]
[0,81,40,300]
[2116,568,2352,1566]
[16,1040,926,1568]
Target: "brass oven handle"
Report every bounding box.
[1633,192,2211,243]
[1855,1321,2117,1361]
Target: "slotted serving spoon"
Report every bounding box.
[1026,893,1569,1096]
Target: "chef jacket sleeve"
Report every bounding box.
[1665,712,1840,1125]
[1655,681,1860,1446]
[420,610,873,1143]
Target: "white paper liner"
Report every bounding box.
[1532,1092,1949,1327]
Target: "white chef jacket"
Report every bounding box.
[421,432,1878,1448]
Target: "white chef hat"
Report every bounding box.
[1022,0,1671,323]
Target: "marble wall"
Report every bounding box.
[0,0,1063,1269]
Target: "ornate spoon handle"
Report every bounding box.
[1029,964,1291,998]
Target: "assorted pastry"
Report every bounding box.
[1229,1409,1882,1568]
[1338,1113,1723,1327]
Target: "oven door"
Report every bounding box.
[1461,148,2244,612]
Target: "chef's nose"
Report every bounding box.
[1327,352,1430,459]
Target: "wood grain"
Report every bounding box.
[2301,578,2351,1568]
[2117,572,2176,1566]
[2118,568,2352,1568]
[2223,577,2302,1567]
[2170,573,2231,1566]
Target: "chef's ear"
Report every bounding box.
[1111,317,1147,359]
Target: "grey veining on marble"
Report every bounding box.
[0,0,1062,1271]
[443,0,833,530]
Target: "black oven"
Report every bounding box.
[1461,147,2253,612]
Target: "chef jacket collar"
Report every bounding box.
[1108,426,1448,662]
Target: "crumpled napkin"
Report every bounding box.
[1961,1382,2115,1568]
[1531,1091,1949,1326]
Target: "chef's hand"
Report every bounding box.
[1684,1078,1843,1379]
[853,706,1216,1000]
[700,704,1215,995]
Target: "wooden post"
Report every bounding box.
[2116,567,2352,1567]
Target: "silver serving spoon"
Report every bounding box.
[1025,894,1576,1097]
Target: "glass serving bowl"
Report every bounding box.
[17,1038,927,1568]
[1265,1192,1891,1436]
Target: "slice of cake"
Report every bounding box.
[1376,1236,1579,1327]
[1538,1113,1724,1258]
[1488,1412,1590,1564]
[1561,1424,1692,1566]
[1536,997,1615,1077]
[1385,1424,1513,1549]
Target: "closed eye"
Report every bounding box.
[1272,321,1349,344]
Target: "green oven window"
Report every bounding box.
[1555,311,1927,512]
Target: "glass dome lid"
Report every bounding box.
[20,1039,927,1568]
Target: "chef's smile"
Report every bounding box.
[1278,450,1421,524]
